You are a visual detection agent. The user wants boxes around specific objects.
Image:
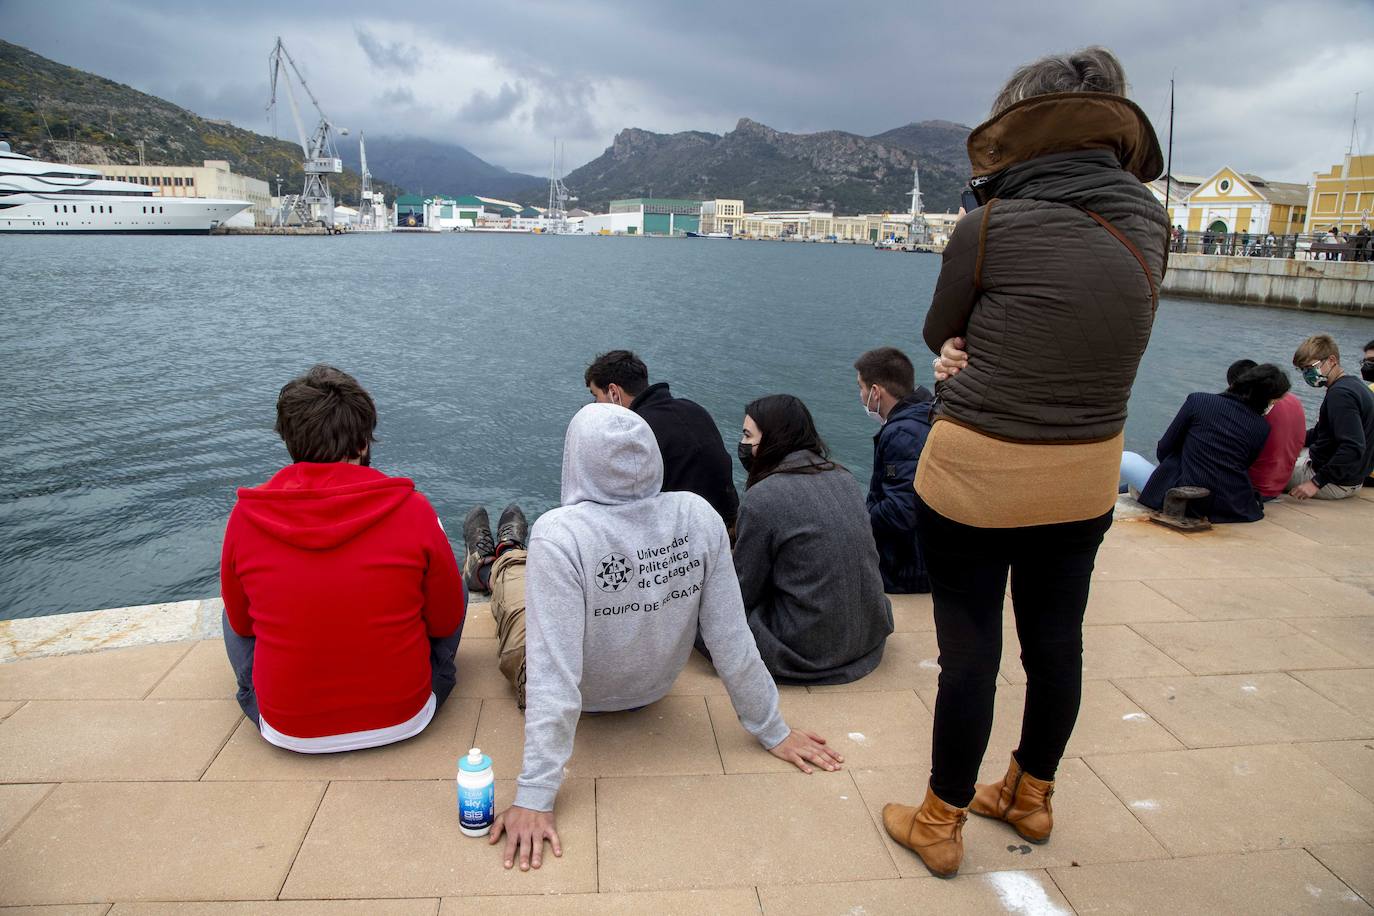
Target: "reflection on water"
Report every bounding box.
[2,233,1370,618]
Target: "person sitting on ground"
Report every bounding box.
[473,404,840,871]
[854,346,934,593]
[461,503,532,707]
[733,394,893,684]
[1226,358,1306,501]
[585,349,738,528]
[1361,338,1374,394]
[1289,334,1374,500]
[220,365,466,752]
[1119,364,1291,523]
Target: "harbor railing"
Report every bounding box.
[1168,232,1372,261]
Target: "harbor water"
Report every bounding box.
[2,233,1371,620]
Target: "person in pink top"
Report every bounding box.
[1228,359,1305,499]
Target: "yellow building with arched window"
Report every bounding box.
[1305,153,1374,234]
[1179,167,1308,237]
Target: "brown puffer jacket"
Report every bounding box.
[924,92,1169,443]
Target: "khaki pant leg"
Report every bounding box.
[489,548,528,703]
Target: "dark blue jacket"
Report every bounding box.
[866,390,934,592]
[1140,392,1270,523]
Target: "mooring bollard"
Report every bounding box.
[1150,485,1212,531]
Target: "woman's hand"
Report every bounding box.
[933,337,969,381]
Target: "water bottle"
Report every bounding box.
[457,747,495,837]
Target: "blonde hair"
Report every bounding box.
[990,46,1128,117]
[1293,334,1340,368]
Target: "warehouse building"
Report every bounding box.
[605,197,703,236]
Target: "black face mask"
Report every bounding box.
[1362,359,1374,383]
[737,440,755,473]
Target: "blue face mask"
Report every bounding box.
[1302,363,1329,388]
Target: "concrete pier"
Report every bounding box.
[1161,253,1374,315]
[1,491,1372,910]
[210,225,331,236]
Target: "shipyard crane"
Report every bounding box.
[357,132,388,231]
[546,140,576,233]
[907,164,932,248]
[267,37,345,227]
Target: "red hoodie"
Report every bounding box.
[220,462,465,738]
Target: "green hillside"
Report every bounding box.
[0,39,403,204]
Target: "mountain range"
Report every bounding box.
[336,135,542,201]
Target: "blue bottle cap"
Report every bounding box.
[459,747,491,772]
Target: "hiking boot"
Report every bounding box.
[462,506,496,594]
[496,503,529,551]
[882,786,968,878]
[971,753,1055,844]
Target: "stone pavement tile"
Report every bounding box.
[0,781,326,905]
[203,698,481,781]
[281,778,596,898]
[1290,577,1374,615]
[596,771,895,891]
[708,689,930,773]
[1084,580,1194,625]
[809,632,943,693]
[759,871,1073,915]
[146,639,235,699]
[1185,517,1325,550]
[0,906,112,915]
[1103,519,1191,546]
[463,600,497,639]
[112,903,438,916]
[474,695,722,779]
[1000,626,1189,684]
[440,888,761,915]
[0,643,192,700]
[915,681,1183,771]
[1289,617,1374,664]
[1049,848,1369,915]
[1305,547,1374,578]
[0,700,241,782]
[1149,545,1319,580]
[1114,673,1374,748]
[1091,547,1187,581]
[1293,669,1374,723]
[1143,577,1370,622]
[1296,740,1374,801]
[1265,501,1374,547]
[0,701,20,721]
[851,759,1167,877]
[0,785,52,842]
[1308,843,1374,905]
[890,592,936,631]
[1129,619,1355,675]
[1086,744,1374,856]
[667,649,727,695]
[450,638,516,702]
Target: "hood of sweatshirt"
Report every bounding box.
[235,462,415,550]
[560,403,664,507]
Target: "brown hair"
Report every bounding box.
[1292,334,1340,369]
[854,347,915,398]
[274,364,377,463]
[990,46,1128,117]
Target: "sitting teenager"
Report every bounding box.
[585,349,739,528]
[1120,364,1291,523]
[733,394,894,684]
[1226,358,1305,501]
[482,404,840,871]
[1289,334,1374,500]
[855,347,935,594]
[220,365,466,752]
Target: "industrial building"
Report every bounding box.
[699,199,745,235]
[598,198,703,236]
[76,160,271,226]
[1306,153,1373,234]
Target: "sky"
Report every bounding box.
[3,0,1372,183]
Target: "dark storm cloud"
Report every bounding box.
[354,25,418,74]
[1,0,1370,179]
[458,82,527,125]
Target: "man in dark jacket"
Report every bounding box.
[855,347,934,592]
[585,349,739,526]
[1289,334,1374,500]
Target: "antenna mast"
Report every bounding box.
[267,37,344,228]
[1349,91,1361,157]
[1164,78,1175,224]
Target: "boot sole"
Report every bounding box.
[970,808,1050,844]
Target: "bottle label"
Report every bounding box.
[458,781,494,829]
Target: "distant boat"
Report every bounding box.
[686,230,732,239]
[874,237,906,251]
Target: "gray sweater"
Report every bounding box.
[734,451,893,684]
[515,405,790,811]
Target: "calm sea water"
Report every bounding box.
[2,233,1371,619]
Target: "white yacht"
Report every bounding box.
[0,141,250,234]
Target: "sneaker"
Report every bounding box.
[462,506,496,594]
[495,503,529,551]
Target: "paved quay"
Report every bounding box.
[1,492,1372,913]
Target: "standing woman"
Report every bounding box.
[880,47,1168,877]
[732,394,893,685]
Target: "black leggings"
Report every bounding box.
[917,498,1113,808]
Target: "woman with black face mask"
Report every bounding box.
[1361,339,1374,389]
[727,394,893,687]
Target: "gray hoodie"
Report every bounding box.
[515,404,790,811]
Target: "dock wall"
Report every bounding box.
[1160,254,1374,315]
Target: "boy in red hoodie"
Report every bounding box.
[220,365,466,752]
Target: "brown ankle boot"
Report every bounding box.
[882,786,968,878]
[970,753,1054,844]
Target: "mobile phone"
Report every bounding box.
[960,188,980,213]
